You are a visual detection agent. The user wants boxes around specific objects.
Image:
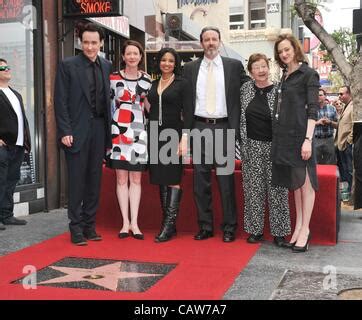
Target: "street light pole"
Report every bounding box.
[354,2,362,52]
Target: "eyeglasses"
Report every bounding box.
[0,66,11,71]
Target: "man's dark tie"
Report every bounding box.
[92,62,100,115]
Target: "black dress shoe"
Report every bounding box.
[83,230,102,241]
[131,231,144,240]
[71,233,87,246]
[118,232,129,239]
[2,217,27,225]
[0,225,5,231]
[194,230,214,240]
[223,231,235,242]
[273,236,287,247]
[247,234,264,243]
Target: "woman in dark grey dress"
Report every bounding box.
[146,48,193,242]
[272,34,320,252]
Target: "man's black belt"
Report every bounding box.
[194,116,228,124]
[315,135,333,139]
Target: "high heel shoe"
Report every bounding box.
[292,233,311,253]
[118,231,129,239]
[281,241,296,249]
[130,230,144,240]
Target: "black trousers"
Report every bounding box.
[64,118,105,235]
[0,145,24,221]
[191,120,237,233]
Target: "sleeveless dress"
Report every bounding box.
[107,71,152,171]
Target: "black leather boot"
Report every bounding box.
[158,185,168,231]
[159,185,168,217]
[155,187,182,243]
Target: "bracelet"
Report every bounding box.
[305,137,312,142]
[182,133,188,137]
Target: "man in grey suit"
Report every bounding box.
[183,27,249,242]
[54,23,112,245]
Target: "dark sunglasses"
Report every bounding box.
[338,93,343,96]
[0,66,11,71]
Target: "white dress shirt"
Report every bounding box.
[0,87,24,146]
[195,55,227,118]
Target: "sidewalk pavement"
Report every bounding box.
[1,206,362,300]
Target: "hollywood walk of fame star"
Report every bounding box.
[190,54,198,61]
[37,262,163,292]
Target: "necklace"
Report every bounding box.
[158,74,174,92]
[157,73,175,126]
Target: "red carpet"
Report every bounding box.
[0,228,259,300]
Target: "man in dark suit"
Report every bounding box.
[183,27,249,242]
[54,23,112,245]
[0,58,31,229]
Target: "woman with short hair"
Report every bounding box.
[240,53,291,246]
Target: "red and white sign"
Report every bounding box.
[312,50,332,80]
[89,16,129,38]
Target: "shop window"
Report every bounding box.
[0,0,38,185]
[229,13,244,30]
[249,0,266,30]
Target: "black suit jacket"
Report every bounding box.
[182,56,249,138]
[54,54,112,153]
[0,87,31,151]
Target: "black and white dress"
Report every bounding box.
[107,71,152,171]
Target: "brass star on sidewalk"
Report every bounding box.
[38,262,163,292]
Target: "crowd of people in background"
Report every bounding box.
[1,22,360,255]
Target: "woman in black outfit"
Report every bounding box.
[146,48,193,242]
[273,34,320,252]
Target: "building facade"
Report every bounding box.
[228,0,299,62]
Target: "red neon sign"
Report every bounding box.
[63,0,123,18]
[0,0,25,22]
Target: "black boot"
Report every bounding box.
[158,185,168,231]
[155,187,182,243]
[159,185,168,218]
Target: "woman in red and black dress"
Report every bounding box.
[107,40,152,240]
